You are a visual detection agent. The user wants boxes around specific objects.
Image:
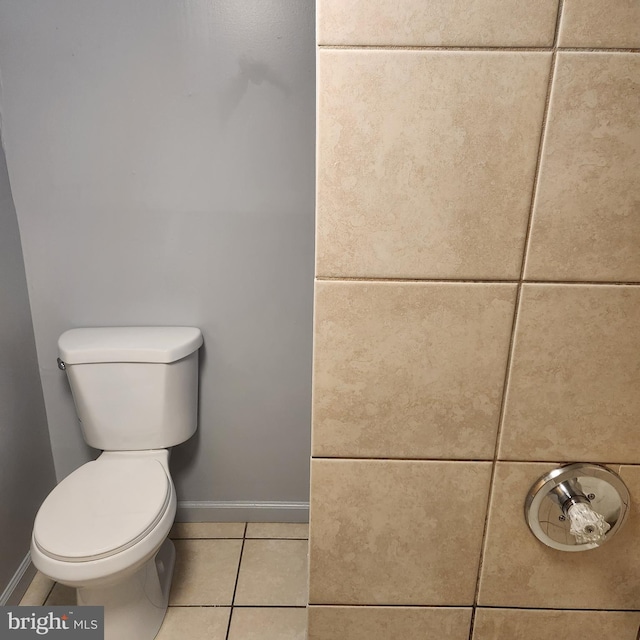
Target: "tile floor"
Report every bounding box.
[20,522,309,640]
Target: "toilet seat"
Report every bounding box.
[33,457,171,562]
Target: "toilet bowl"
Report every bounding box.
[32,450,177,639]
[31,327,203,640]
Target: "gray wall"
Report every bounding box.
[0,135,56,599]
[0,0,314,518]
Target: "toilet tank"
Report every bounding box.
[58,327,203,451]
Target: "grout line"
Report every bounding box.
[552,0,565,49]
[245,538,309,541]
[523,280,640,286]
[469,8,564,631]
[518,23,561,281]
[308,603,640,612]
[468,608,477,640]
[319,45,553,52]
[315,276,640,286]
[170,537,245,541]
[479,605,640,613]
[469,284,524,613]
[560,47,640,53]
[316,276,520,284]
[318,44,640,53]
[313,457,496,462]
[232,605,309,609]
[171,537,308,542]
[311,456,640,466]
[31,577,52,606]
[168,604,307,609]
[309,603,473,609]
[224,524,247,640]
[168,604,231,609]
[41,581,56,607]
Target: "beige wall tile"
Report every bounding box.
[473,608,640,640]
[559,1,640,47]
[156,608,230,640]
[169,539,242,605]
[234,539,309,606]
[500,284,640,462]
[313,281,516,459]
[526,53,640,281]
[308,606,472,640]
[318,0,559,46]
[245,523,309,539]
[317,50,551,279]
[170,522,245,539]
[309,460,492,605]
[478,463,640,609]
[228,608,307,640]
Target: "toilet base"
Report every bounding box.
[76,538,175,640]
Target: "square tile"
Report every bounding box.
[19,572,54,606]
[317,50,551,279]
[169,539,242,605]
[228,608,307,640]
[245,523,309,539]
[473,608,640,640]
[478,463,640,609]
[234,540,309,606]
[313,281,516,459]
[525,53,640,281]
[559,1,640,47]
[156,607,230,640]
[170,522,245,539]
[309,460,492,605]
[44,583,75,606]
[308,606,472,640]
[500,284,640,462]
[318,0,559,46]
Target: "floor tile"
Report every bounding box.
[19,572,54,606]
[44,582,75,605]
[229,607,307,640]
[245,523,309,539]
[473,608,640,640]
[234,540,309,606]
[156,607,230,640]
[170,522,245,539]
[169,539,242,606]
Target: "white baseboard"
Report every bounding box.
[0,552,36,606]
[176,500,309,523]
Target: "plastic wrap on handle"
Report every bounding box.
[567,502,611,545]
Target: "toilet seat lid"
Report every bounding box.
[34,457,171,562]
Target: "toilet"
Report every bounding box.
[31,326,203,640]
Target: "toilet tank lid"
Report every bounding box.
[58,327,203,364]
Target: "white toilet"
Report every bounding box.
[31,326,203,640]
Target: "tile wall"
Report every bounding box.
[309,1,640,638]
